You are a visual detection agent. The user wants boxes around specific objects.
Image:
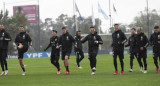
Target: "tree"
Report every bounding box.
[0,7,29,54]
[129,9,160,36]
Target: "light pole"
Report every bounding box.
[37,0,41,51]
[146,0,149,38]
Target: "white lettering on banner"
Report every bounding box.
[33,53,38,57]
[38,53,42,58]
[27,53,32,58]
[46,53,51,57]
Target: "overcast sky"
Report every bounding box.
[0,0,160,32]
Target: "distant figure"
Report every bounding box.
[149,26,160,73]
[125,28,143,72]
[0,24,11,76]
[136,28,149,73]
[81,26,103,75]
[44,30,61,74]
[15,26,32,76]
[74,30,84,69]
[111,24,127,75]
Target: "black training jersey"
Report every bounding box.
[15,32,32,47]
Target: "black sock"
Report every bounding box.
[114,59,117,71]
[76,53,80,67]
[0,60,5,71]
[66,66,69,71]
[4,59,8,70]
[120,60,124,71]
[57,62,60,71]
[22,68,25,72]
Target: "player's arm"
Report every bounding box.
[57,36,62,49]
[15,35,19,46]
[149,34,154,47]
[81,35,88,43]
[26,34,32,48]
[125,37,130,47]
[143,35,149,48]
[121,32,127,44]
[3,32,11,41]
[95,35,103,44]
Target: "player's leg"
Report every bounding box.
[153,53,158,72]
[92,49,98,71]
[55,51,61,73]
[135,53,143,69]
[2,49,8,75]
[78,50,84,65]
[137,53,143,72]
[18,51,26,75]
[88,53,95,75]
[75,51,80,67]
[0,50,5,76]
[51,54,61,74]
[142,52,147,73]
[64,55,70,74]
[113,51,118,75]
[129,53,134,72]
[119,52,124,75]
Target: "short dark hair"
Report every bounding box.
[90,26,94,28]
[114,24,119,26]
[19,25,24,28]
[62,27,66,29]
[131,28,136,31]
[154,26,159,29]
[77,30,81,32]
[52,30,57,33]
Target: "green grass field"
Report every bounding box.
[0,54,160,86]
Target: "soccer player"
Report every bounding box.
[74,30,84,69]
[44,30,61,74]
[0,24,11,76]
[149,26,160,73]
[125,28,143,72]
[57,27,75,74]
[136,28,149,73]
[111,24,127,75]
[81,26,103,75]
[15,26,32,76]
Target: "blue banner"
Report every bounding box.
[24,52,51,58]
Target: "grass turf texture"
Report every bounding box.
[0,54,160,86]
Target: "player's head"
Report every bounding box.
[61,27,67,34]
[154,26,159,33]
[19,26,25,32]
[114,24,119,31]
[131,28,136,35]
[52,30,57,37]
[76,30,81,36]
[137,27,142,35]
[0,24,4,30]
[90,26,95,34]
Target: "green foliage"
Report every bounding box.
[129,9,160,35]
[0,8,29,53]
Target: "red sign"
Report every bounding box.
[13,5,37,24]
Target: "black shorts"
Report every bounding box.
[130,52,138,59]
[153,52,160,59]
[137,51,147,59]
[61,50,71,60]
[88,49,98,59]
[0,49,8,60]
[113,50,124,59]
[50,50,60,61]
[18,46,28,59]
